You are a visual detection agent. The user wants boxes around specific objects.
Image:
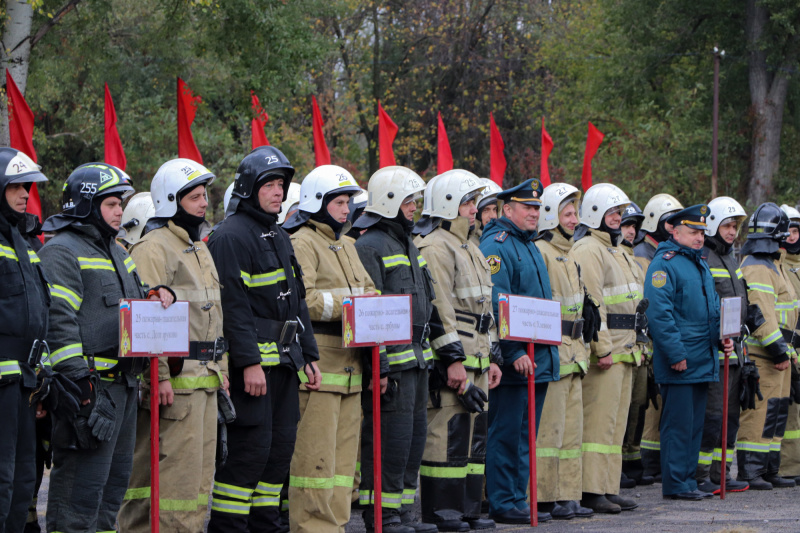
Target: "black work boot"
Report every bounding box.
[422,510,466,532]
[605,493,638,511]
[580,493,621,514]
[365,508,416,533]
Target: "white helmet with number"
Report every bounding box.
[120,192,155,246]
[278,182,302,224]
[706,196,747,237]
[420,174,443,217]
[151,158,215,218]
[427,169,485,220]
[476,178,503,212]
[781,204,800,229]
[641,193,683,233]
[539,183,581,232]
[579,183,630,229]
[363,166,426,219]
[297,165,362,214]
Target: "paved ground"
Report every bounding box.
[34,472,800,532]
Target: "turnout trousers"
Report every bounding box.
[360,367,427,527]
[621,364,648,482]
[46,378,138,533]
[696,364,741,484]
[420,370,489,522]
[641,393,662,477]
[25,417,51,533]
[0,380,36,533]
[118,389,217,532]
[581,362,633,496]
[661,383,708,495]
[536,372,583,503]
[737,359,791,481]
[208,367,299,533]
[780,401,800,477]
[486,381,548,516]
[288,389,361,533]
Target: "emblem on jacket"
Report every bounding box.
[487,255,502,275]
[652,270,667,288]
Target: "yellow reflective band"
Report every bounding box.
[387,348,417,365]
[590,350,641,365]
[463,354,490,370]
[382,254,411,268]
[581,442,622,454]
[78,257,115,271]
[466,463,485,475]
[289,476,337,489]
[419,465,468,478]
[358,490,403,508]
[0,360,21,376]
[240,269,287,288]
[252,495,280,507]
[423,346,433,361]
[736,268,744,279]
[259,342,280,366]
[748,282,774,295]
[89,357,116,371]
[334,475,354,487]
[710,268,731,279]
[735,441,770,453]
[622,451,641,461]
[711,449,734,462]
[211,498,251,515]
[0,244,18,261]
[417,255,427,267]
[255,481,282,494]
[784,430,800,440]
[402,488,416,504]
[50,284,82,310]
[124,488,209,510]
[124,256,136,273]
[212,481,254,500]
[297,370,362,388]
[27,250,40,263]
[49,344,83,365]
[698,451,713,465]
[169,375,221,389]
[641,440,660,451]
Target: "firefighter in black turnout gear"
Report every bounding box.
[207,146,321,533]
[0,148,51,533]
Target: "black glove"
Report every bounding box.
[582,289,601,343]
[635,299,650,344]
[457,380,488,413]
[87,389,117,442]
[646,364,659,410]
[791,364,800,404]
[216,422,229,469]
[490,342,503,366]
[740,360,764,411]
[31,367,82,421]
[217,389,236,424]
[764,339,791,364]
[745,304,766,336]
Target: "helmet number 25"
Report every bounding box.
[80,182,98,194]
[264,155,279,164]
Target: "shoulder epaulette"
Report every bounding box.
[662,251,676,260]
[494,231,508,243]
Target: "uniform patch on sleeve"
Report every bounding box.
[494,231,508,242]
[487,255,502,275]
[651,270,667,288]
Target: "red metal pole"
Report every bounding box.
[528,342,538,527]
[720,350,729,499]
[372,345,383,533]
[150,358,160,532]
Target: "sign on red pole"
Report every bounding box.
[498,294,561,527]
[343,295,413,533]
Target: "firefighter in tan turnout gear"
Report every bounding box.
[570,183,645,514]
[118,159,228,532]
[779,204,800,483]
[534,183,594,520]
[283,165,376,532]
[416,169,502,531]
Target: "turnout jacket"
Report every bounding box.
[417,217,496,373]
[703,237,748,365]
[783,251,800,331]
[0,211,49,388]
[535,229,588,376]
[39,222,148,382]
[355,218,438,373]
[633,234,659,271]
[290,219,376,394]
[644,239,720,384]
[570,228,644,366]
[131,221,226,391]
[741,249,799,363]
[480,217,559,385]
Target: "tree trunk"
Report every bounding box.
[1,0,35,146]
[746,0,791,206]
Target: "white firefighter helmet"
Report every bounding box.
[151,158,215,218]
[278,182,302,224]
[363,166,426,219]
[297,165,362,214]
[427,169,485,220]
[781,204,800,223]
[223,183,234,218]
[476,178,503,212]
[539,182,581,232]
[706,196,747,237]
[120,192,155,246]
[641,193,683,233]
[579,183,631,229]
[420,174,444,217]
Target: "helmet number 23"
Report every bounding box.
[80,182,97,194]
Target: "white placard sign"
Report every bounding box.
[506,294,562,345]
[720,296,743,339]
[130,300,190,355]
[352,295,412,346]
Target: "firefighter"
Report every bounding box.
[737,202,798,490]
[353,166,441,532]
[779,204,800,483]
[206,147,321,533]
[570,183,644,514]
[470,178,502,247]
[40,163,174,533]
[694,197,751,493]
[634,193,683,481]
[0,148,51,533]
[415,169,502,531]
[278,182,301,225]
[118,159,228,531]
[533,183,595,520]
[282,165,376,532]
[119,192,155,249]
[479,178,560,525]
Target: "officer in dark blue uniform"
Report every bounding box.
[480,178,559,524]
[644,205,733,500]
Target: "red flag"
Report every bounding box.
[540,117,553,187]
[378,101,398,168]
[6,69,41,226]
[581,121,605,191]
[251,90,270,149]
[104,83,127,170]
[437,112,453,173]
[177,77,203,164]
[311,95,330,166]
[489,112,506,187]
